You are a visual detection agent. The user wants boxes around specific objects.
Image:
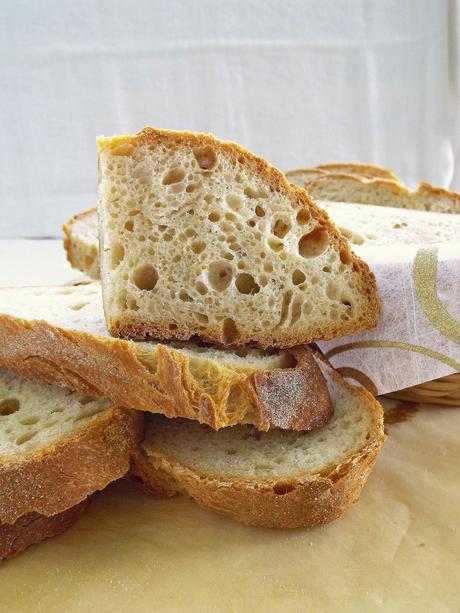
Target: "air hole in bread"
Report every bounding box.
[110,242,125,268]
[195,282,208,295]
[244,186,267,199]
[273,482,295,495]
[237,260,246,270]
[70,302,88,311]
[19,416,39,426]
[264,262,273,273]
[193,146,217,170]
[133,264,159,291]
[124,220,134,232]
[322,266,331,273]
[179,290,193,302]
[273,219,291,239]
[162,167,186,185]
[247,219,256,227]
[296,209,310,225]
[16,431,37,445]
[268,237,283,252]
[298,228,329,258]
[185,228,196,238]
[195,313,209,324]
[208,212,220,223]
[292,269,306,285]
[255,205,265,217]
[278,290,292,327]
[0,398,20,416]
[222,318,239,344]
[208,262,233,292]
[191,240,206,254]
[290,297,303,325]
[235,273,260,295]
[127,295,139,311]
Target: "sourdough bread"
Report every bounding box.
[0,501,88,561]
[63,208,99,279]
[0,367,142,523]
[286,163,401,184]
[291,173,460,214]
[97,127,379,348]
[131,356,385,529]
[0,283,333,431]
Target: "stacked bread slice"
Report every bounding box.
[0,129,387,558]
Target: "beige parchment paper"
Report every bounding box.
[0,398,458,613]
[319,243,460,395]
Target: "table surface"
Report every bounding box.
[0,239,459,613]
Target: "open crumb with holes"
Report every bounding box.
[0,368,142,524]
[96,127,379,348]
[131,355,385,529]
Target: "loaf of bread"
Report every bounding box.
[131,354,385,529]
[287,163,401,184]
[97,128,379,348]
[0,366,142,524]
[288,172,460,214]
[0,283,333,431]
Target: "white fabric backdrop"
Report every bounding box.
[1,0,459,237]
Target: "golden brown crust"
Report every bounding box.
[98,128,380,347]
[0,308,332,431]
[132,362,385,529]
[0,501,88,561]
[315,163,400,181]
[0,407,142,524]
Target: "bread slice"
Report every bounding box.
[63,208,100,279]
[0,367,142,524]
[131,356,385,529]
[291,173,460,214]
[320,202,460,248]
[286,163,401,185]
[0,283,333,431]
[96,127,379,348]
[0,500,88,561]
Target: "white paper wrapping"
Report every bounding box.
[318,242,460,395]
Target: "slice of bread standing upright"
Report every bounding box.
[97,128,379,348]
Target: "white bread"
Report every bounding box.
[286,163,401,184]
[319,202,460,248]
[0,283,333,431]
[0,501,88,561]
[131,355,385,529]
[0,367,142,524]
[96,127,379,348]
[290,173,460,214]
[63,208,100,279]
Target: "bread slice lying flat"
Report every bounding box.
[289,173,460,214]
[320,202,460,248]
[0,500,88,561]
[97,127,379,348]
[63,208,100,279]
[286,163,401,184]
[0,367,142,524]
[0,283,333,431]
[131,356,385,529]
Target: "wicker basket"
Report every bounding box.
[386,372,460,406]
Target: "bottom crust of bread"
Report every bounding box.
[0,500,88,561]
